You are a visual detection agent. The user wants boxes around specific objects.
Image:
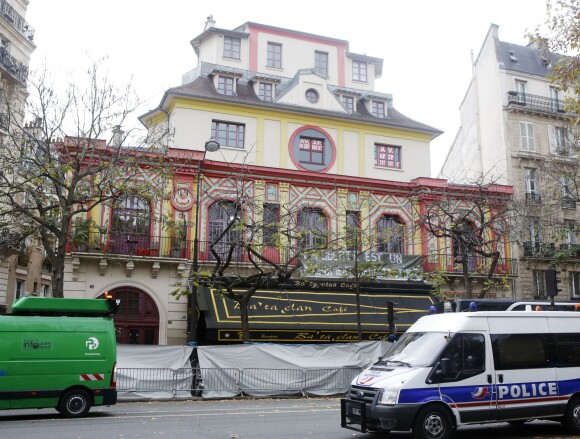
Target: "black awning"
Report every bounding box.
[200,283,436,343]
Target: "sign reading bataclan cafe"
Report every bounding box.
[198,251,436,344]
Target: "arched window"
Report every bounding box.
[452,219,478,271]
[376,215,404,253]
[297,208,328,248]
[208,200,242,260]
[111,195,151,253]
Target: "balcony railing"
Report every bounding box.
[0,0,34,41]
[525,192,542,204]
[507,91,566,114]
[523,241,556,258]
[559,243,580,257]
[422,254,517,277]
[0,46,28,85]
[562,197,577,209]
[67,233,517,276]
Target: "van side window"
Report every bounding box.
[438,333,485,381]
[491,334,550,369]
[554,334,580,367]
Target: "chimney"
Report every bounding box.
[528,35,550,53]
[204,15,216,31]
[111,125,125,147]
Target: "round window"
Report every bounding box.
[305,88,319,104]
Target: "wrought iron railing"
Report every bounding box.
[559,243,580,257]
[525,192,542,203]
[0,0,34,41]
[507,91,566,114]
[67,233,517,276]
[422,254,517,276]
[0,46,28,85]
[523,241,556,257]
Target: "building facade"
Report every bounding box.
[64,20,516,345]
[441,24,578,300]
[0,0,46,314]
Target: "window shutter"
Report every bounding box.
[548,125,557,154]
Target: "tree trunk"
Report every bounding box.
[238,298,251,343]
[462,255,472,298]
[356,282,362,342]
[478,252,500,299]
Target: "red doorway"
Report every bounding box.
[100,288,160,344]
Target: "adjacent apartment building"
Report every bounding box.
[0,0,46,313]
[441,24,578,300]
[64,19,515,345]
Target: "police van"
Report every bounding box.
[0,296,119,417]
[341,310,580,439]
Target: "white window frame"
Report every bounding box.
[570,272,580,298]
[565,220,578,244]
[223,36,241,60]
[341,95,354,114]
[353,60,367,82]
[371,100,385,118]
[14,279,25,300]
[524,167,538,194]
[217,75,235,95]
[267,42,282,69]
[315,51,328,77]
[520,121,535,151]
[259,82,273,102]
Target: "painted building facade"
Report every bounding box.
[63,20,516,345]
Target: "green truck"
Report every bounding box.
[0,296,119,417]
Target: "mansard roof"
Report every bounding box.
[141,71,441,137]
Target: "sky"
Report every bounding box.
[25,0,549,177]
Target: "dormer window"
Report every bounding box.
[223,36,241,60]
[371,100,385,118]
[218,76,235,95]
[259,82,273,102]
[341,95,355,114]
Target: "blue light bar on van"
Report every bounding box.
[469,302,477,312]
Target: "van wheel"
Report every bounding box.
[564,396,580,434]
[413,405,453,439]
[59,389,91,418]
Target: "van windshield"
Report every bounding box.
[379,332,449,367]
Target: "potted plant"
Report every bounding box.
[71,218,92,252]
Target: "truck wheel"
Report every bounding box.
[59,389,91,418]
[413,405,453,439]
[564,396,580,434]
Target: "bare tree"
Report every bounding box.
[182,165,323,343]
[412,176,512,298]
[0,61,171,296]
[301,193,420,341]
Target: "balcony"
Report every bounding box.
[0,0,34,41]
[525,192,542,204]
[507,91,566,115]
[559,243,580,257]
[562,197,577,209]
[0,46,28,85]
[523,241,556,258]
[422,254,517,277]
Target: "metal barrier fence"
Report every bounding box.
[116,367,363,398]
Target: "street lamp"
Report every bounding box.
[189,139,220,344]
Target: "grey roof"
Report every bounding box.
[497,41,558,77]
[148,74,441,137]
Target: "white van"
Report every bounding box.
[341,311,580,439]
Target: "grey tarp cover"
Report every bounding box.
[117,344,193,400]
[197,341,390,398]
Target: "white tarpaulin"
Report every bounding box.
[116,344,193,400]
[197,341,390,398]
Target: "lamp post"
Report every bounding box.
[189,139,220,344]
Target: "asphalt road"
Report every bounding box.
[1,397,579,439]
